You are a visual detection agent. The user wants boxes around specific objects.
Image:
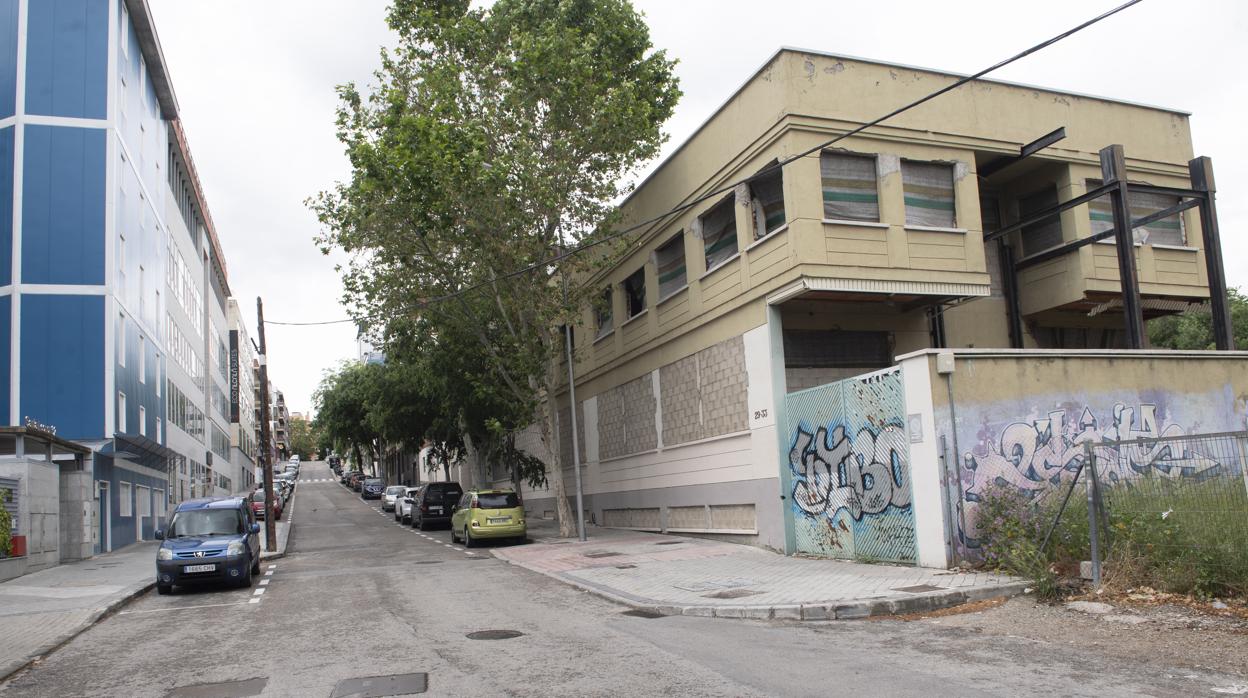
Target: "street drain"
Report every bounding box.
[467,629,524,640]
[620,609,664,619]
[615,564,637,569]
[414,560,443,565]
[166,677,267,698]
[703,588,763,599]
[654,541,682,546]
[330,672,428,697]
[583,551,622,558]
[891,584,946,593]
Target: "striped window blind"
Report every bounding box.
[820,152,879,221]
[902,161,956,228]
[749,170,786,239]
[701,197,738,271]
[654,234,686,300]
[1086,179,1185,246]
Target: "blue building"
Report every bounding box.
[0,0,242,554]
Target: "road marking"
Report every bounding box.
[249,598,261,604]
[121,601,250,615]
[264,570,274,576]
[268,564,277,570]
[253,588,266,596]
[260,579,270,586]
[443,544,455,548]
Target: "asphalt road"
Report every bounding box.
[1,461,1241,697]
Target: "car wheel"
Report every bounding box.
[251,554,261,576]
[236,560,253,588]
[451,527,459,543]
[157,583,172,595]
[464,526,476,548]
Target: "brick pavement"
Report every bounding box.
[495,523,1026,620]
[0,542,157,681]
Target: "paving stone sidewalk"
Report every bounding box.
[495,522,1026,620]
[0,542,157,681]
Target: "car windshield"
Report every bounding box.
[364,478,383,486]
[478,493,520,509]
[250,492,266,502]
[168,509,244,537]
[425,487,461,503]
[385,486,406,495]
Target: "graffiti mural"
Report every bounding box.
[956,401,1217,549]
[782,368,916,562]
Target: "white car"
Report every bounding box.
[381,485,408,512]
[395,486,422,523]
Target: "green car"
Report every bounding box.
[450,489,526,547]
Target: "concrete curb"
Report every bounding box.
[0,576,155,683]
[493,550,1029,621]
[260,490,294,561]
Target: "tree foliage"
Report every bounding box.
[287,415,324,461]
[312,0,679,534]
[1149,287,1248,350]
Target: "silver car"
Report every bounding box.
[381,485,407,512]
[394,486,421,523]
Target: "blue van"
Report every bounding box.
[154,497,262,594]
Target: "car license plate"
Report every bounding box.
[430,507,442,514]
[488,517,511,524]
[184,564,216,573]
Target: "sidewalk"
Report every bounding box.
[0,542,157,681]
[260,492,294,560]
[495,521,1026,620]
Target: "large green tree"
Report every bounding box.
[313,361,384,474]
[313,0,679,535]
[1149,287,1247,350]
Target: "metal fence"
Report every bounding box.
[1080,431,1248,592]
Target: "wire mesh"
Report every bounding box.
[1085,431,1248,596]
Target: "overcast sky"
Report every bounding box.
[148,0,1248,415]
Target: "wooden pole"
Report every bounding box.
[257,298,276,552]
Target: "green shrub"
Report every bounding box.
[0,489,11,557]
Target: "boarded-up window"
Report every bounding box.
[594,287,613,339]
[654,234,686,300]
[1087,179,1185,246]
[749,168,785,239]
[1019,187,1063,257]
[821,152,879,221]
[902,161,956,228]
[700,197,738,271]
[623,267,645,318]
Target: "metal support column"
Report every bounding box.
[1189,156,1235,350]
[1099,145,1145,348]
[999,241,1025,349]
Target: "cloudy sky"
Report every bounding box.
[148,0,1248,414]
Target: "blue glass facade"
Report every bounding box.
[21,124,106,285]
[20,293,104,439]
[24,0,108,120]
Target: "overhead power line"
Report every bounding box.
[265,0,1146,329]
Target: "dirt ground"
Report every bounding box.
[880,594,1248,679]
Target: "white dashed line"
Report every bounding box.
[260,579,270,586]
[253,588,266,596]
[248,598,261,604]
[267,565,276,570]
[264,570,273,576]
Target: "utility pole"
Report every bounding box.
[257,297,276,552]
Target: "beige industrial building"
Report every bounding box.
[492,49,1241,562]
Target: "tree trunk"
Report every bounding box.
[540,375,576,537]
[509,435,524,504]
[458,413,479,491]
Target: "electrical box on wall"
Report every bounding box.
[936,352,956,375]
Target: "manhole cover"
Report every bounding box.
[654,541,682,546]
[620,609,664,619]
[703,588,763,599]
[466,629,524,640]
[330,672,428,697]
[166,677,267,698]
[583,551,622,559]
[615,564,637,569]
[891,584,946,594]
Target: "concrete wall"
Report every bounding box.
[899,349,1248,566]
[0,457,59,571]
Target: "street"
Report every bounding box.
[1,461,1242,697]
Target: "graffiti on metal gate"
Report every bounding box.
[782,368,915,562]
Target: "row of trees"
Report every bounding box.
[310,0,680,535]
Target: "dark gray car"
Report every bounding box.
[411,482,463,530]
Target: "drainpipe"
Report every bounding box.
[937,352,968,563]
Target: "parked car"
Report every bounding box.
[361,477,385,500]
[155,496,262,594]
[396,485,424,523]
[328,455,342,471]
[349,472,365,491]
[249,489,283,520]
[450,489,526,548]
[381,485,407,512]
[277,471,297,492]
[290,454,301,464]
[410,482,463,530]
[284,462,299,476]
[275,480,292,504]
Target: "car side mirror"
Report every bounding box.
[450,505,458,513]
[154,528,164,540]
[250,523,261,534]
